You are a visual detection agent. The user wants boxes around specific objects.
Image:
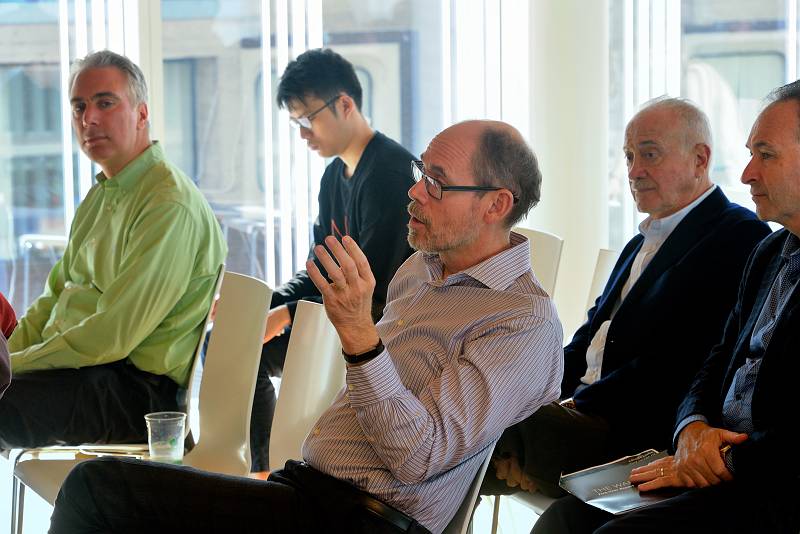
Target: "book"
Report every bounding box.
[558,449,680,515]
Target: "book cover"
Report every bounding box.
[558,449,680,515]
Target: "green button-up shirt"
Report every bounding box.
[9,142,226,387]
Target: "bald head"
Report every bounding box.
[629,97,713,163]
[438,120,542,228]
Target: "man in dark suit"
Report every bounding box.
[481,97,770,515]
[584,80,800,534]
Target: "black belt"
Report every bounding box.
[272,460,431,534]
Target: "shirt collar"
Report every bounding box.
[95,141,165,191]
[638,184,716,244]
[781,231,800,260]
[421,231,531,290]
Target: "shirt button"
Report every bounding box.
[397,319,405,326]
[348,384,354,391]
[313,428,320,436]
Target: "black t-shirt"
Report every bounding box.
[272,131,415,320]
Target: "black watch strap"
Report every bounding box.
[342,341,385,364]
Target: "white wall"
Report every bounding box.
[523,0,610,338]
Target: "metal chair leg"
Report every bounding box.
[10,472,18,534]
[11,474,25,534]
[491,495,501,534]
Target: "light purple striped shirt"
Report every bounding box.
[302,231,564,533]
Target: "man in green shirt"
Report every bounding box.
[1,50,226,448]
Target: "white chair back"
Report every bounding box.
[182,271,271,476]
[183,264,225,437]
[586,248,619,313]
[512,227,564,296]
[443,443,496,534]
[268,300,344,471]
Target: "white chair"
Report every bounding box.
[443,443,496,534]
[512,227,564,297]
[268,300,344,471]
[498,249,619,528]
[10,271,270,532]
[586,248,620,313]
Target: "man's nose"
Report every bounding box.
[82,104,100,127]
[627,158,644,180]
[740,157,758,185]
[408,179,428,202]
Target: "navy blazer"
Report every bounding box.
[676,229,799,482]
[566,188,770,455]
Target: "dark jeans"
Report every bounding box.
[0,361,178,448]
[480,402,611,498]
[50,457,431,534]
[250,330,291,472]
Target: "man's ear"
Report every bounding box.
[339,94,357,119]
[694,143,711,176]
[136,102,149,130]
[483,189,515,225]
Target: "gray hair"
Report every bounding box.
[69,50,148,106]
[635,96,713,154]
[766,80,800,139]
[471,128,542,228]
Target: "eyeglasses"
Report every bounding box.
[411,160,518,202]
[289,96,340,129]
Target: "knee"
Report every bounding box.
[51,459,112,533]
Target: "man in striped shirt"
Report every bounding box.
[50,120,564,534]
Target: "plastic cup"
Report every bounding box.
[144,411,186,464]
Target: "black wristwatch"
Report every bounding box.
[342,341,385,364]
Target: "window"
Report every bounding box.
[0,2,66,313]
[2,0,526,317]
[608,0,791,249]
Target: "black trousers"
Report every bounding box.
[480,402,611,498]
[50,457,431,534]
[0,361,178,448]
[250,331,291,472]
[594,481,800,534]
[532,483,800,534]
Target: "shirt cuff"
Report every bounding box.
[345,349,404,407]
[673,414,708,449]
[723,446,735,475]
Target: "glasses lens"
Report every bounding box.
[425,176,442,199]
[411,161,423,182]
[289,117,311,129]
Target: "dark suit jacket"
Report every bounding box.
[566,188,770,455]
[676,228,799,482]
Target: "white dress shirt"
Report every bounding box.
[580,185,717,385]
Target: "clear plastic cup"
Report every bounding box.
[144,411,186,464]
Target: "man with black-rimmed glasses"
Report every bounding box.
[50,119,562,534]
[250,48,415,474]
